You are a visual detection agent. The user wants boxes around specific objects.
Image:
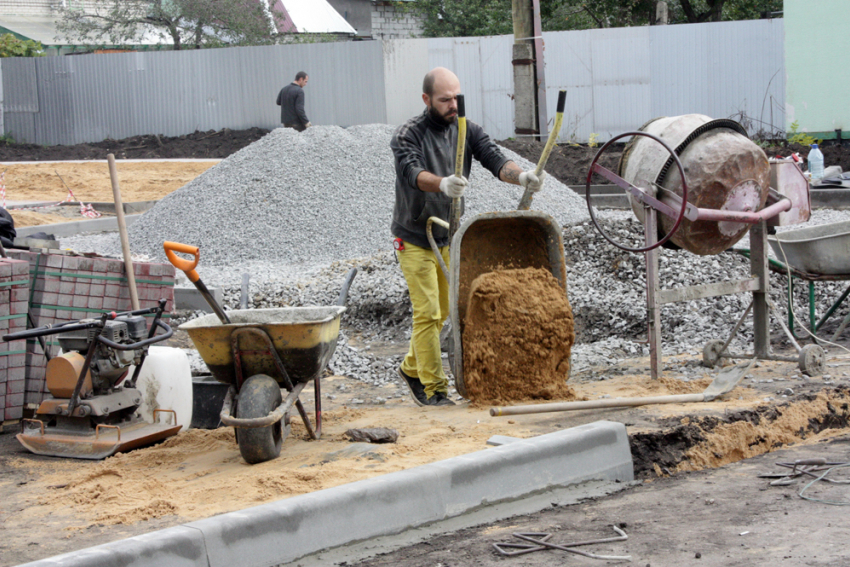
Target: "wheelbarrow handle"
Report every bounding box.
[336,267,358,306]
[163,241,200,282]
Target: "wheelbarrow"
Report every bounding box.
[166,241,357,464]
[431,211,568,398]
[423,92,569,398]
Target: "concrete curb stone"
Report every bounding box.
[19,420,632,567]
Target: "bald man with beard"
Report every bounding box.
[390,67,545,407]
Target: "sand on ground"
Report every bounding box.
[2,161,217,227]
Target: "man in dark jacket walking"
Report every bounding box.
[390,67,545,407]
[276,71,311,131]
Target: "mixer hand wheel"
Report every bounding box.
[586,131,689,253]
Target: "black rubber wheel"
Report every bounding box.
[236,374,283,464]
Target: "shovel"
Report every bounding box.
[490,359,755,417]
[164,241,231,324]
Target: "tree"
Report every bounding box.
[414,0,514,38]
[416,0,783,37]
[55,0,284,50]
[0,34,46,57]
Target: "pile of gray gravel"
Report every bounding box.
[59,125,850,392]
[119,125,589,268]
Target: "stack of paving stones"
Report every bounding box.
[5,251,176,410]
[0,258,29,423]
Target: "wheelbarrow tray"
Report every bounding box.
[179,306,345,387]
[448,211,567,397]
[767,220,850,276]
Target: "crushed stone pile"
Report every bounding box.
[121,125,590,267]
[60,126,850,396]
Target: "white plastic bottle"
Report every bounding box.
[808,144,825,181]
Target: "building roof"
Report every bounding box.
[0,15,167,47]
[273,0,357,34]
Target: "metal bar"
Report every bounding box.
[695,198,791,223]
[751,221,770,359]
[809,281,816,333]
[656,278,760,304]
[816,283,850,332]
[221,382,306,429]
[592,163,697,222]
[645,208,661,380]
[717,300,754,359]
[66,330,100,417]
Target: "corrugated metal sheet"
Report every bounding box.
[650,20,785,136]
[426,35,514,140]
[0,40,386,144]
[0,20,785,145]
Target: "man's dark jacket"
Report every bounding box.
[390,110,509,249]
[276,83,309,126]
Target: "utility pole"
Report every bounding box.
[511,0,537,139]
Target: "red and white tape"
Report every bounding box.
[2,174,101,219]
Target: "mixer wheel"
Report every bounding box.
[235,374,284,464]
[702,340,726,368]
[799,344,825,377]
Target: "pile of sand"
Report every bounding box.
[462,267,577,404]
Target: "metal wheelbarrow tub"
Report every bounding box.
[179,306,346,387]
[449,210,567,398]
[767,220,850,276]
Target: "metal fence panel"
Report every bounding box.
[543,29,595,143]
[649,19,785,136]
[0,20,784,146]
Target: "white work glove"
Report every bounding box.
[305,122,312,128]
[439,174,468,198]
[519,170,546,192]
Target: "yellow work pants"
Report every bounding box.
[397,240,451,398]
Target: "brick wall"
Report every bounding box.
[371,2,423,39]
[5,251,175,410]
[0,258,29,422]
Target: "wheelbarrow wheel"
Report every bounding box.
[236,374,283,464]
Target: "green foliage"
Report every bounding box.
[56,0,286,50]
[787,121,821,147]
[0,34,46,57]
[415,0,784,37]
[0,132,16,145]
[415,0,514,38]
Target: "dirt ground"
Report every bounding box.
[2,129,850,566]
[2,346,850,566]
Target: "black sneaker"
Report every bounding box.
[425,391,456,406]
[398,367,427,406]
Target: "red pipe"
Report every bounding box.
[696,198,791,224]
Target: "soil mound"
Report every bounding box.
[462,267,576,404]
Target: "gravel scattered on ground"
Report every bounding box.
[58,125,850,394]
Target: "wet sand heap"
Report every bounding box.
[462,267,577,404]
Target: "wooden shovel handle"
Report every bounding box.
[490,393,706,416]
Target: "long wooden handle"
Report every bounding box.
[448,94,466,239]
[490,392,706,416]
[518,90,567,211]
[108,154,140,311]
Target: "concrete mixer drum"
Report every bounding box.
[617,114,771,255]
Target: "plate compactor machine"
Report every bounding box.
[4,300,182,459]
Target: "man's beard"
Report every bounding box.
[428,105,456,126]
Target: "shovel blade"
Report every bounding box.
[702,359,756,401]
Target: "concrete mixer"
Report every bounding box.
[585,114,821,380]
